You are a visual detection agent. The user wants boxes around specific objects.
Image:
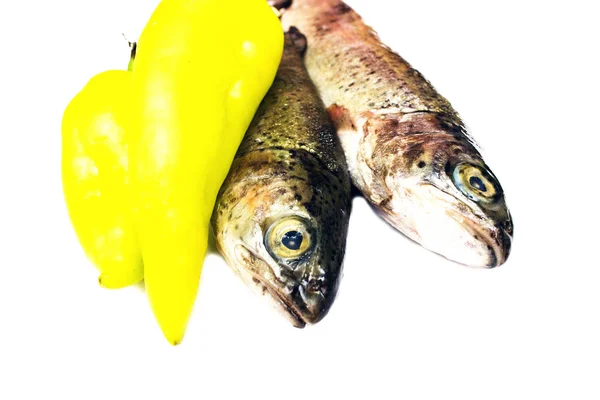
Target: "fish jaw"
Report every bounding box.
[220,235,338,327]
[378,179,512,267]
[231,243,307,328]
[374,156,513,268]
[216,214,310,327]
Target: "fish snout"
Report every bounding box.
[298,276,330,323]
[485,220,513,268]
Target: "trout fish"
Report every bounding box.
[211,29,351,327]
[282,0,513,267]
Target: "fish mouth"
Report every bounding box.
[417,183,511,267]
[232,243,309,328]
[446,206,512,268]
[253,275,307,328]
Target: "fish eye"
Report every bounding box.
[265,217,313,262]
[452,163,499,203]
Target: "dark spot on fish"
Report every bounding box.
[379,197,391,209]
[294,193,302,202]
[267,0,291,10]
[333,3,352,16]
[418,161,426,168]
[456,202,469,214]
[401,144,425,169]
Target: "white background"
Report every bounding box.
[1,0,599,399]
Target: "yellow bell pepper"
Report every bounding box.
[131,0,283,344]
[62,66,143,289]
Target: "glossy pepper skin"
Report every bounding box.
[130,0,283,345]
[62,70,143,289]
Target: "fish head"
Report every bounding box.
[367,114,513,267]
[213,154,349,327]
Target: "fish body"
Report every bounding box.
[282,0,513,267]
[211,30,351,327]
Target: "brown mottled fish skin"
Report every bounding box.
[282,0,513,268]
[211,30,351,328]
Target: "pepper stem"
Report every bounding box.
[127,41,137,72]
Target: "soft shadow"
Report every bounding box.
[350,183,363,199]
[134,279,145,293]
[206,227,220,256]
[350,195,429,261]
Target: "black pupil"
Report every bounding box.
[282,231,303,250]
[469,176,487,192]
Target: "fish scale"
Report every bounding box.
[283,0,458,117]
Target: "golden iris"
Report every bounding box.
[453,164,497,202]
[265,217,313,260]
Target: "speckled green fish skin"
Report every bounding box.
[282,0,513,267]
[211,30,351,328]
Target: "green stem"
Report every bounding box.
[127,42,137,72]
